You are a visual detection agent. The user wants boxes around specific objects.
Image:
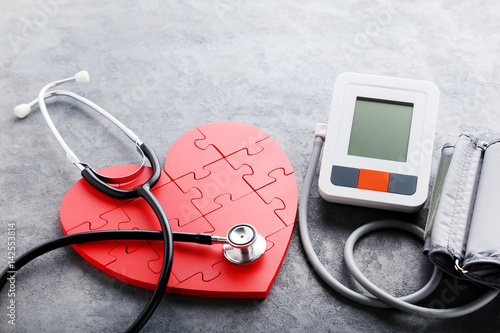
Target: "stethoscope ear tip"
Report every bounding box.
[14,71,89,119]
[74,70,90,84]
[14,103,31,118]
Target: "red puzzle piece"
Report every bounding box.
[106,243,180,292]
[148,216,219,283]
[117,178,204,228]
[164,127,223,180]
[150,241,223,283]
[60,178,123,232]
[175,158,254,216]
[256,169,298,226]
[195,121,270,156]
[61,189,131,271]
[65,222,127,271]
[226,137,294,191]
[174,224,294,298]
[205,192,286,238]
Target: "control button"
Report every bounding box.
[331,165,359,188]
[388,173,417,195]
[357,169,390,192]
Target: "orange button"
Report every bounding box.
[358,169,390,192]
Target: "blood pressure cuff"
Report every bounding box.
[424,134,500,289]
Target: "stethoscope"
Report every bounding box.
[2,71,266,333]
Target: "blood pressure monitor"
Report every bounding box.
[318,73,439,212]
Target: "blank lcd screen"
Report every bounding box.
[347,97,413,162]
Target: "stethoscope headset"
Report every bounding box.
[2,71,266,332]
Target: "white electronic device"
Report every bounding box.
[318,72,439,212]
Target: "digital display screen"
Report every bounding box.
[348,97,413,162]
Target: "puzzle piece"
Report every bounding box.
[107,174,205,230]
[151,179,204,226]
[106,243,180,291]
[195,121,270,156]
[164,127,224,180]
[148,216,219,282]
[65,222,127,271]
[173,224,294,298]
[62,191,133,270]
[204,192,286,237]
[175,158,254,216]
[150,241,222,283]
[60,177,124,232]
[226,137,294,191]
[109,178,203,253]
[256,169,298,226]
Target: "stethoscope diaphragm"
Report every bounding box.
[223,224,266,264]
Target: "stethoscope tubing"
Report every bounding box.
[0,230,208,287]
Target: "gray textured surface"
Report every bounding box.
[1,1,500,332]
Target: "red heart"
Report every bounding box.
[60,121,297,298]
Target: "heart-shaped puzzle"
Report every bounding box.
[60,121,297,298]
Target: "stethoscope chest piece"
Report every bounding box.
[223,224,266,264]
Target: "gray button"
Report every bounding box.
[388,173,417,195]
[331,165,359,188]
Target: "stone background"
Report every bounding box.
[1,1,500,332]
